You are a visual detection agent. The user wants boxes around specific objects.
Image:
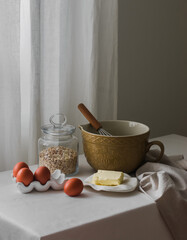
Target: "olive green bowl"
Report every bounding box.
[79,120,164,173]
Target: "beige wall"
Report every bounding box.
[118,0,187,137]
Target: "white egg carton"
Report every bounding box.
[12,170,66,193]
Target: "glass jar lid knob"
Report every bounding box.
[49,113,67,128]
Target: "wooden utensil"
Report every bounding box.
[78,103,111,136]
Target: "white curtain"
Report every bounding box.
[0,0,21,171]
[0,0,118,171]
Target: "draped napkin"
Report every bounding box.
[136,150,187,240]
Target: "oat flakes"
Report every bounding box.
[39,146,78,175]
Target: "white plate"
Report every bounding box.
[84,173,138,192]
[12,170,66,193]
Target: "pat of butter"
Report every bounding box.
[92,170,124,186]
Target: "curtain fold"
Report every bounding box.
[0,0,21,171]
[28,0,40,165]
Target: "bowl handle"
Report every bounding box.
[146,140,165,162]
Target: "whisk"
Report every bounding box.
[78,103,112,136]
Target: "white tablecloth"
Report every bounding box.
[1,134,185,240]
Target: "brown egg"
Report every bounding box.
[13,162,29,177]
[34,166,50,185]
[16,168,34,186]
[64,178,83,197]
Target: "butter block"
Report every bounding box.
[92,170,124,186]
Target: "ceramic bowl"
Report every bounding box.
[79,120,164,173]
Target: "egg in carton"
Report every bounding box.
[12,170,66,193]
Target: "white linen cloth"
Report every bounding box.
[0,155,172,240]
[136,150,187,240]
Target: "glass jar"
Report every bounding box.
[38,113,79,176]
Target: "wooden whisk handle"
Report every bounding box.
[78,103,102,131]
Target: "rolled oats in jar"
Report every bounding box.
[38,114,79,176]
